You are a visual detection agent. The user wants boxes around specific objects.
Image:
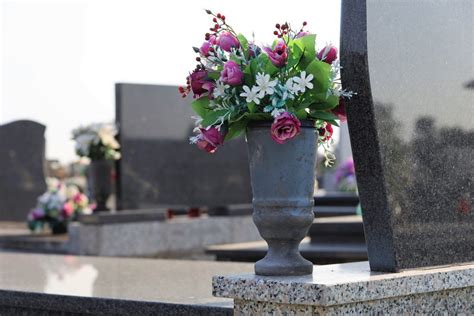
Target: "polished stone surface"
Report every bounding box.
[0,252,253,314]
[0,120,47,221]
[116,83,251,210]
[341,0,473,271]
[213,261,473,306]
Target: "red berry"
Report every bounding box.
[273,31,278,35]
[209,47,214,52]
[196,57,201,61]
[221,15,225,20]
[214,24,219,29]
[213,17,217,22]
[217,13,221,18]
[303,21,307,26]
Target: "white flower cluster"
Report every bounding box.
[72,123,120,160]
[238,72,314,118]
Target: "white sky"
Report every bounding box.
[1,0,341,163]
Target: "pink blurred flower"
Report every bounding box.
[196,127,225,153]
[62,202,74,218]
[217,32,240,52]
[317,45,338,64]
[270,112,301,144]
[264,41,288,68]
[220,60,243,86]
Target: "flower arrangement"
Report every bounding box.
[180,10,353,165]
[27,178,92,233]
[72,123,120,161]
[335,159,358,192]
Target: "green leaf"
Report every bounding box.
[207,71,220,80]
[309,95,339,111]
[237,34,249,59]
[225,119,248,141]
[201,110,228,127]
[287,44,304,69]
[295,108,308,119]
[293,34,316,69]
[310,110,338,121]
[191,97,210,118]
[257,54,278,77]
[305,59,331,95]
[244,112,272,120]
[247,102,257,113]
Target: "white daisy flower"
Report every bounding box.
[255,73,278,96]
[293,71,314,93]
[240,86,264,104]
[213,81,229,98]
[285,78,299,95]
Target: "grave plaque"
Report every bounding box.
[0,120,47,221]
[116,83,252,210]
[341,0,473,271]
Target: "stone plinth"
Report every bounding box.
[68,215,261,257]
[213,261,473,315]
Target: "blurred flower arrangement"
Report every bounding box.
[180,10,353,165]
[72,123,121,161]
[335,159,358,192]
[27,178,92,234]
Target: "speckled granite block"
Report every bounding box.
[213,261,474,315]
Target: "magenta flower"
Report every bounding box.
[220,60,243,86]
[217,32,240,52]
[196,127,225,153]
[318,123,334,141]
[295,31,309,39]
[317,45,338,64]
[270,112,301,144]
[332,97,347,122]
[188,70,214,97]
[200,41,212,57]
[31,208,45,220]
[264,41,288,68]
[62,202,74,218]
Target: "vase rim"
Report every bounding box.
[247,119,315,128]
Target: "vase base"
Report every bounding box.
[255,256,313,276]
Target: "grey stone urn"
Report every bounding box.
[89,160,112,212]
[246,120,316,276]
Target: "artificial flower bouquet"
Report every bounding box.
[335,159,358,192]
[72,123,121,161]
[27,178,92,233]
[180,10,353,165]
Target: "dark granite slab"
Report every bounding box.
[78,209,167,225]
[341,0,473,271]
[0,120,46,221]
[116,83,252,210]
[0,252,253,315]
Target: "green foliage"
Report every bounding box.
[237,34,249,59]
[191,96,211,117]
[293,34,316,69]
[201,109,228,127]
[225,119,248,141]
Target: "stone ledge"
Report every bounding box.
[212,261,473,307]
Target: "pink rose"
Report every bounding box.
[217,32,240,52]
[188,70,214,97]
[62,202,74,218]
[220,60,243,86]
[317,45,338,64]
[270,112,301,144]
[332,97,347,122]
[196,127,225,153]
[264,41,288,68]
[200,41,212,57]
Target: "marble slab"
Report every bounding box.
[0,252,253,315]
[213,261,474,307]
[341,0,473,271]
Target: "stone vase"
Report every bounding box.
[89,160,112,212]
[246,120,316,276]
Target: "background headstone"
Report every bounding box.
[116,83,252,210]
[341,0,473,271]
[0,120,47,221]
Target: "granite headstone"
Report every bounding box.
[341,0,473,271]
[116,83,251,210]
[0,120,47,221]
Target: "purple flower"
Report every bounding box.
[200,41,212,57]
[188,70,214,97]
[295,31,310,39]
[270,112,301,144]
[196,127,225,153]
[30,208,45,220]
[264,41,288,68]
[317,45,338,64]
[248,43,261,58]
[216,32,240,52]
[220,60,243,86]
